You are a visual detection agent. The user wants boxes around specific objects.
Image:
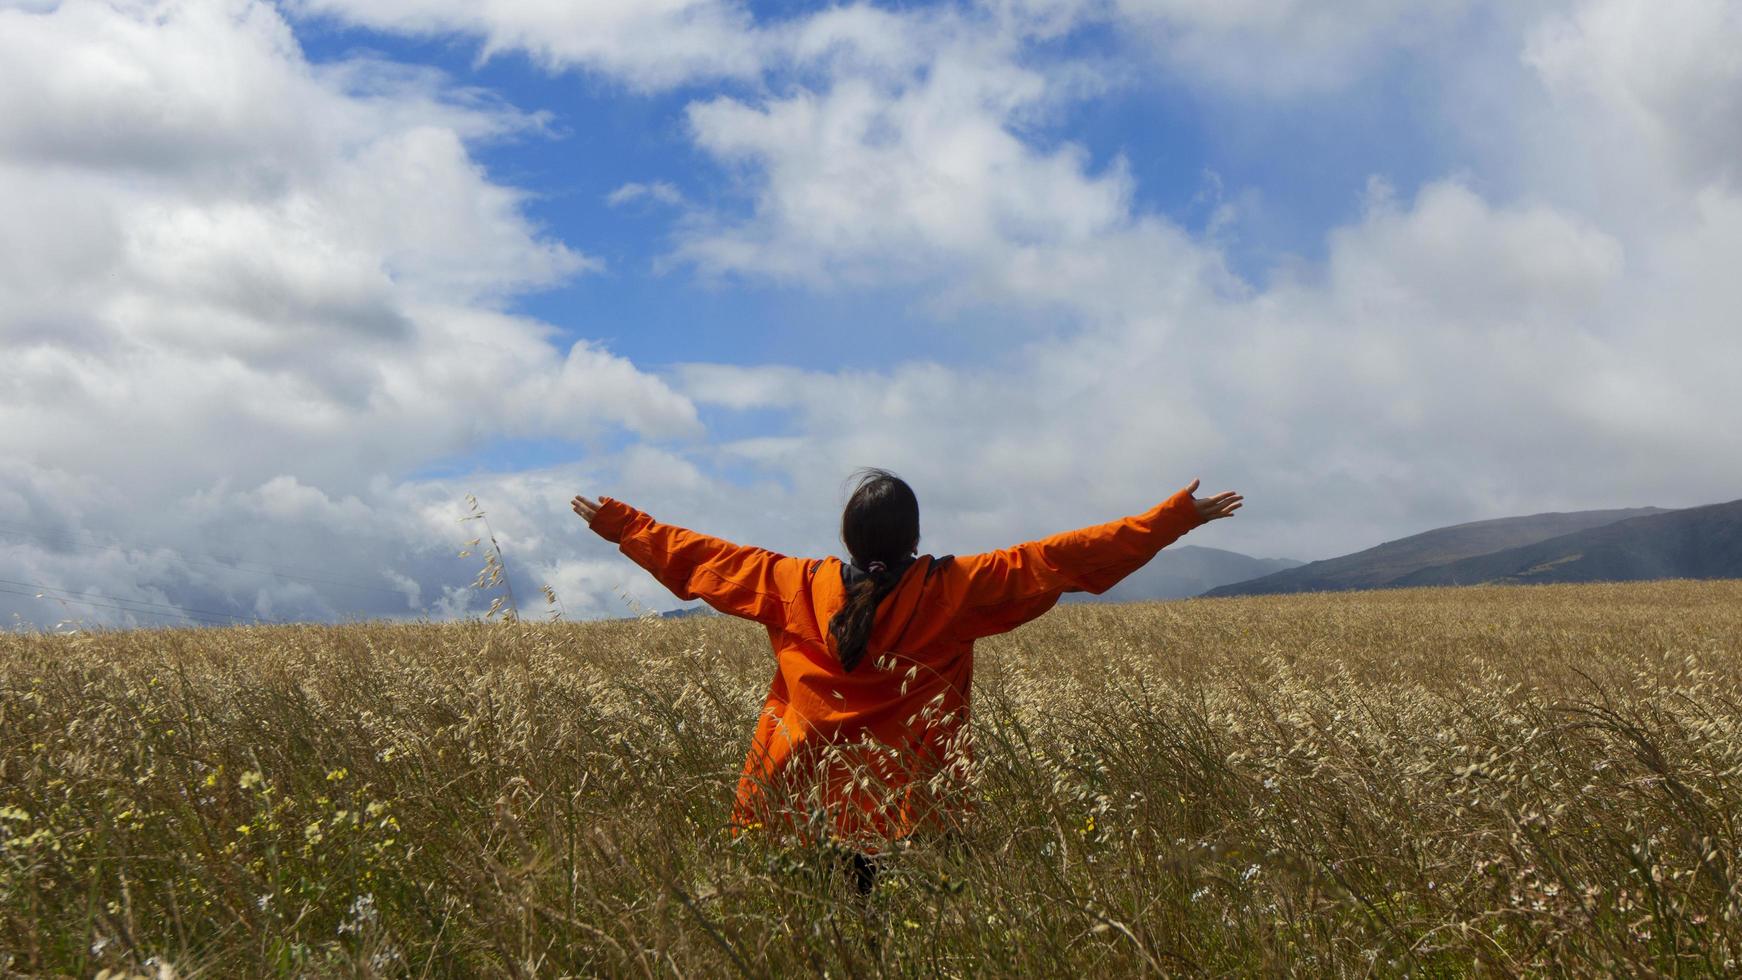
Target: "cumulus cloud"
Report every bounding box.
[679,51,1135,285]
[668,169,1735,563]
[1104,0,1509,93]
[644,0,1742,565]
[304,0,1515,100]
[668,8,1241,337]
[1526,0,1741,186]
[5,0,1739,629]
[287,0,763,89]
[606,181,686,208]
[0,0,698,628]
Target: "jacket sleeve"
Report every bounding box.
[588,498,809,628]
[944,487,1206,640]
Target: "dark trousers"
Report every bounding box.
[842,850,880,895]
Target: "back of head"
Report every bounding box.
[830,468,919,672]
[840,468,919,569]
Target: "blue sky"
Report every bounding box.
[290,1,1456,479]
[1,0,1738,627]
[292,1,1462,355]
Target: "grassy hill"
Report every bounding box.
[1394,498,1742,587]
[1202,506,1666,597]
[4,582,1740,975]
[1066,544,1302,602]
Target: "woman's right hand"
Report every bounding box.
[571,495,602,524]
[1185,479,1242,522]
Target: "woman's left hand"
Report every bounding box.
[571,495,602,524]
[1183,479,1242,522]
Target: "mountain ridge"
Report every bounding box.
[1391,500,1742,588]
[1203,506,1670,597]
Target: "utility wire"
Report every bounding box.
[0,522,413,597]
[0,577,266,625]
[0,585,237,628]
[0,581,247,627]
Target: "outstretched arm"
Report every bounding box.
[943,479,1242,639]
[573,495,809,627]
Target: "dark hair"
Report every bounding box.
[829,468,919,672]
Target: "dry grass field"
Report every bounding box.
[3,581,1740,977]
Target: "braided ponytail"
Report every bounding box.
[828,469,919,672]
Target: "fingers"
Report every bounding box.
[1185,477,1201,496]
[570,494,601,523]
[1199,491,1243,520]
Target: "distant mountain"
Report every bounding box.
[1392,499,1742,587]
[1203,507,1669,597]
[1066,546,1303,603]
[659,605,717,619]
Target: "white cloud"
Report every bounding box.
[6,0,1740,629]
[0,0,700,628]
[298,0,1516,100]
[288,0,763,89]
[1098,0,1574,96]
[1319,179,1625,322]
[606,181,685,207]
[642,0,1740,564]
[1525,0,1741,188]
[666,167,1737,563]
[672,23,1236,330]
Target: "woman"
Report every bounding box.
[571,471,1241,865]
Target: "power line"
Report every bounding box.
[0,521,414,598]
[0,521,411,595]
[0,577,265,626]
[0,581,246,627]
[0,586,237,628]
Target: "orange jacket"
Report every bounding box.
[588,486,1206,848]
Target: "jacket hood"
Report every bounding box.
[828,554,955,669]
[838,553,918,592]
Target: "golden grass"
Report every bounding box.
[3,580,1740,976]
